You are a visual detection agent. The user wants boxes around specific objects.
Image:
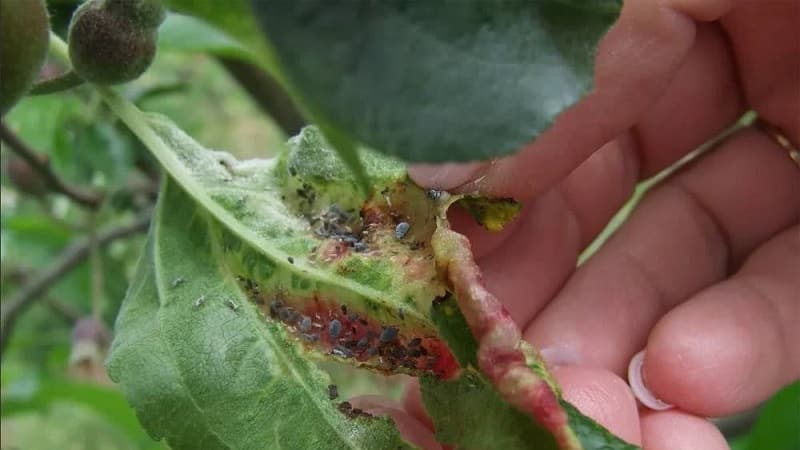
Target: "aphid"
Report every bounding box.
[394,222,410,240]
[303,333,320,342]
[357,336,370,349]
[332,345,353,358]
[398,308,405,320]
[269,299,283,316]
[340,304,348,315]
[289,166,297,176]
[287,256,294,264]
[170,277,185,288]
[426,189,443,200]
[407,337,422,348]
[365,347,379,358]
[299,316,312,332]
[279,307,298,323]
[348,312,359,322]
[329,319,342,338]
[353,242,368,252]
[226,298,239,312]
[328,384,339,400]
[380,326,398,343]
[338,401,352,413]
[192,295,206,310]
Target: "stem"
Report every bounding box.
[88,213,106,321]
[30,70,85,96]
[0,213,151,357]
[0,122,102,209]
[48,30,72,66]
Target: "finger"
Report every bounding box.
[414,0,745,200]
[412,17,743,250]
[722,0,800,145]
[525,127,800,374]
[552,365,642,446]
[643,225,800,417]
[640,410,729,450]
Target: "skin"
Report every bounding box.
[404,0,799,447]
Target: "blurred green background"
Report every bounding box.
[1,2,797,449]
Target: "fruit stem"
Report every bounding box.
[29,70,85,96]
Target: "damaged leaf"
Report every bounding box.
[103,89,638,449]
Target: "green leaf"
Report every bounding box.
[158,13,255,62]
[107,178,412,449]
[740,381,800,450]
[1,378,153,447]
[162,0,278,74]
[100,88,637,449]
[421,370,560,450]
[249,0,621,163]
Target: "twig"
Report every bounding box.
[0,213,151,356]
[0,121,103,209]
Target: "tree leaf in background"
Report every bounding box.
[162,0,278,74]
[737,381,800,450]
[158,13,256,63]
[1,379,154,447]
[249,0,621,163]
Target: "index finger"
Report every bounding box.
[412,0,739,200]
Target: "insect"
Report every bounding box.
[287,256,294,264]
[394,222,410,240]
[329,319,342,338]
[426,189,443,200]
[328,384,339,400]
[192,295,206,310]
[226,298,239,312]
[299,316,312,332]
[380,326,398,343]
[170,277,185,288]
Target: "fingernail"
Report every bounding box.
[408,161,487,190]
[539,344,582,367]
[627,350,673,411]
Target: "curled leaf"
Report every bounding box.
[103,89,638,449]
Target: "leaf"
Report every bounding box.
[739,381,800,450]
[107,179,412,449]
[1,378,153,447]
[101,88,637,449]
[162,0,278,74]
[248,0,621,163]
[157,13,255,62]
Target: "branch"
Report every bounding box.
[0,213,151,356]
[0,121,102,209]
[217,57,305,136]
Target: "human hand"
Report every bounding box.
[405,0,799,448]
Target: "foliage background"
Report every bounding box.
[1,2,797,449]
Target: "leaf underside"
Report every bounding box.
[105,95,638,449]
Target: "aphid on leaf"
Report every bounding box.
[380,326,398,343]
[226,298,239,312]
[192,295,206,310]
[332,345,353,358]
[299,315,312,332]
[394,222,410,240]
[426,189,443,200]
[398,307,405,320]
[328,384,338,400]
[170,277,185,288]
[287,256,294,264]
[357,336,369,349]
[329,319,342,338]
[303,333,320,342]
[408,337,422,348]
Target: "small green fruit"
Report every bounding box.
[68,0,164,85]
[0,0,50,115]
